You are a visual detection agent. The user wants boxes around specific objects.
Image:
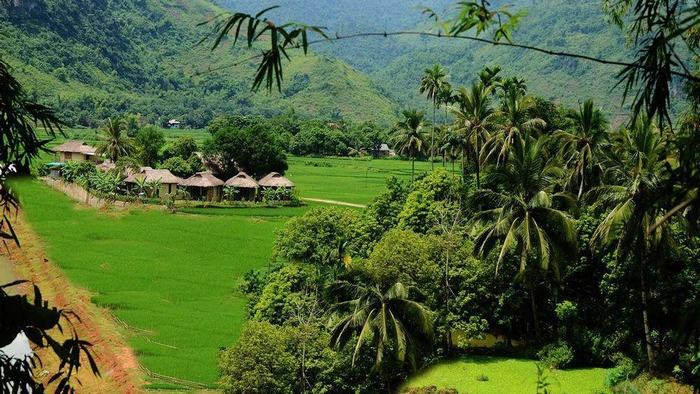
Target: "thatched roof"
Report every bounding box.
[182,171,224,188]
[52,140,97,155]
[96,160,116,172]
[258,172,295,188]
[225,172,259,189]
[124,168,183,184]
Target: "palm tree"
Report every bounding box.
[472,135,577,338]
[96,118,134,162]
[329,281,432,390]
[437,82,455,167]
[555,99,609,198]
[590,116,671,370]
[392,110,428,181]
[450,83,498,186]
[441,129,463,174]
[483,87,546,165]
[419,65,447,169]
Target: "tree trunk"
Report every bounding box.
[525,270,542,340]
[475,136,481,189]
[411,158,415,182]
[640,242,656,371]
[432,100,436,170]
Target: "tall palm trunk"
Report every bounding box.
[475,135,481,189]
[431,99,436,170]
[640,239,656,370]
[411,157,416,181]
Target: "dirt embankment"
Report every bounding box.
[1,212,145,393]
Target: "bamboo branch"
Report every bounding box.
[200,30,700,82]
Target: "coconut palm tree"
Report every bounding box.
[392,110,428,181]
[450,83,498,186]
[483,86,546,165]
[555,99,609,198]
[419,65,447,169]
[441,129,464,174]
[472,135,577,338]
[96,118,134,162]
[590,115,671,370]
[329,281,432,390]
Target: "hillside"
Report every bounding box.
[218,0,636,121]
[0,0,398,128]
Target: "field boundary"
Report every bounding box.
[302,197,367,208]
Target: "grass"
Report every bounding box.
[11,177,312,386]
[403,356,610,394]
[287,156,439,205]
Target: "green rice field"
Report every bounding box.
[286,156,436,205]
[12,177,313,386]
[403,356,610,394]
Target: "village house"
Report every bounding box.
[182,171,224,202]
[51,140,99,163]
[225,172,259,201]
[124,168,183,197]
[167,119,182,129]
[371,143,395,158]
[258,172,295,190]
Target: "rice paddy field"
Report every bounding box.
[403,356,610,394]
[12,177,313,386]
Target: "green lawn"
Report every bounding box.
[287,156,438,205]
[403,356,610,394]
[11,177,312,386]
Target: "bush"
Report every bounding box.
[62,161,96,182]
[605,354,639,388]
[537,341,574,369]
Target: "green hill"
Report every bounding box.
[217,0,641,122]
[0,0,398,128]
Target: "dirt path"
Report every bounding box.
[1,212,145,393]
[302,197,367,208]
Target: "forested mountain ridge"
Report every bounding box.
[217,0,657,122]
[0,0,399,127]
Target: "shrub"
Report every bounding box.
[62,161,96,182]
[537,341,574,369]
[476,374,489,382]
[605,354,639,388]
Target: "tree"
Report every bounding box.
[392,110,428,181]
[275,207,359,273]
[555,99,609,198]
[329,281,433,390]
[362,229,438,288]
[450,83,497,186]
[96,118,134,162]
[472,135,577,338]
[203,123,287,179]
[0,59,62,172]
[419,64,447,169]
[483,86,546,165]
[163,136,199,161]
[590,116,671,370]
[134,125,165,167]
[160,156,194,178]
[219,321,298,393]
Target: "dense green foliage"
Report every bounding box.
[0,0,398,127]
[203,118,288,179]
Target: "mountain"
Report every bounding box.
[217,0,637,122]
[0,0,398,128]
